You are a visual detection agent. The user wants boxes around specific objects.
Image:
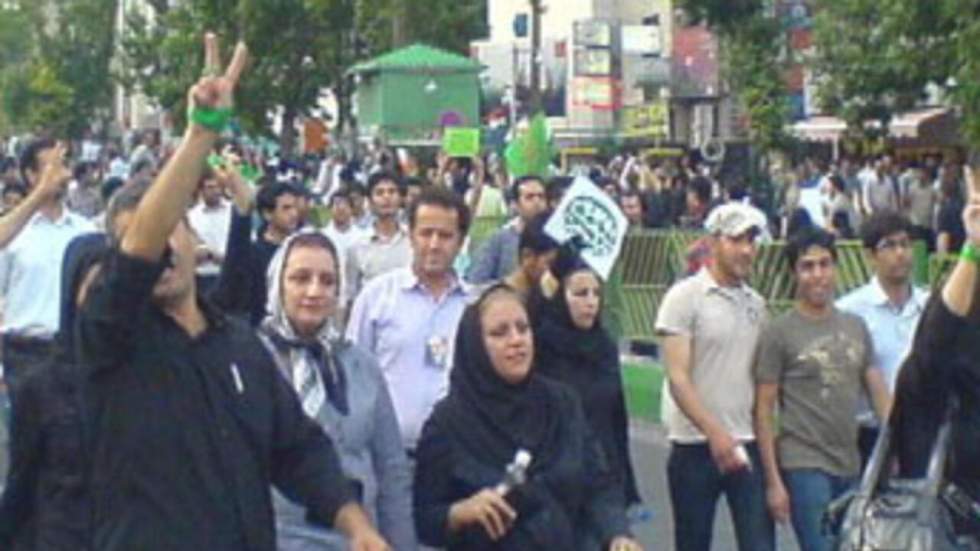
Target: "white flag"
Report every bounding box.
[544,177,628,280]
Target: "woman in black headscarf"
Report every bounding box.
[530,247,641,507]
[0,232,106,550]
[413,285,642,550]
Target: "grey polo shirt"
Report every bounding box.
[344,226,412,305]
[655,268,767,443]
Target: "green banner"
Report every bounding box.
[442,127,481,158]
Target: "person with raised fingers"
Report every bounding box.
[76,33,390,551]
[890,163,980,540]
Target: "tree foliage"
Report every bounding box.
[0,0,117,137]
[810,0,956,137]
[809,0,980,149]
[119,0,487,150]
[679,0,791,152]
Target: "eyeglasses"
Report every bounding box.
[875,238,912,252]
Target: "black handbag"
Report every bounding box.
[827,403,980,550]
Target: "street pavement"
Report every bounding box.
[629,421,800,551]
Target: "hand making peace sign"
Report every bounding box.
[187,33,249,117]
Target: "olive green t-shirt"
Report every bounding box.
[755,308,874,477]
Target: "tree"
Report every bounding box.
[810,0,956,138]
[120,0,356,152]
[356,0,486,57]
[939,0,980,148]
[679,0,792,153]
[0,0,117,138]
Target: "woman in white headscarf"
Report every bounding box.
[261,231,416,550]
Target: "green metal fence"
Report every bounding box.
[462,217,949,345]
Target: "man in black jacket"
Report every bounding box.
[76,33,390,551]
[892,164,980,536]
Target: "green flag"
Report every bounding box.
[505,113,553,178]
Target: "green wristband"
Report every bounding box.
[960,242,980,265]
[189,106,233,133]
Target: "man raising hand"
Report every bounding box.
[78,33,390,551]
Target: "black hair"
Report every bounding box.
[367,171,402,196]
[328,188,352,207]
[3,182,27,198]
[346,181,366,197]
[688,176,712,205]
[403,176,426,190]
[546,176,573,204]
[18,137,56,184]
[408,185,471,237]
[620,187,644,204]
[73,161,93,181]
[105,178,153,242]
[826,175,844,194]
[786,207,813,239]
[289,182,312,199]
[510,175,545,203]
[100,176,125,204]
[256,182,299,216]
[831,211,855,239]
[785,226,837,269]
[519,211,559,255]
[860,211,913,251]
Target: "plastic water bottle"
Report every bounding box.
[495,449,532,495]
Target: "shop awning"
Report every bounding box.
[789,107,958,144]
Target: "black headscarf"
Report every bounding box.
[58,233,108,355]
[441,284,566,469]
[531,248,642,504]
[531,239,618,373]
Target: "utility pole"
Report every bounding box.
[529,0,544,113]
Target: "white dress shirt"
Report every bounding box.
[0,208,95,338]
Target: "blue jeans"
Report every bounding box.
[667,442,774,551]
[782,469,857,551]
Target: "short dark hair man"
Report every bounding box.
[77,36,389,550]
[244,181,301,324]
[837,211,928,465]
[347,186,471,451]
[345,171,411,305]
[620,189,646,228]
[502,210,558,297]
[755,227,890,550]
[466,175,547,284]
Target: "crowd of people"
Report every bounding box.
[0,36,645,551]
[0,33,976,551]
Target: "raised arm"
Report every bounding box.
[209,154,255,312]
[0,144,71,248]
[121,33,248,262]
[942,166,980,315]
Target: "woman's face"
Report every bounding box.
[564,270,601,330]
[480,294,534,385]
[282,245,338,337]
